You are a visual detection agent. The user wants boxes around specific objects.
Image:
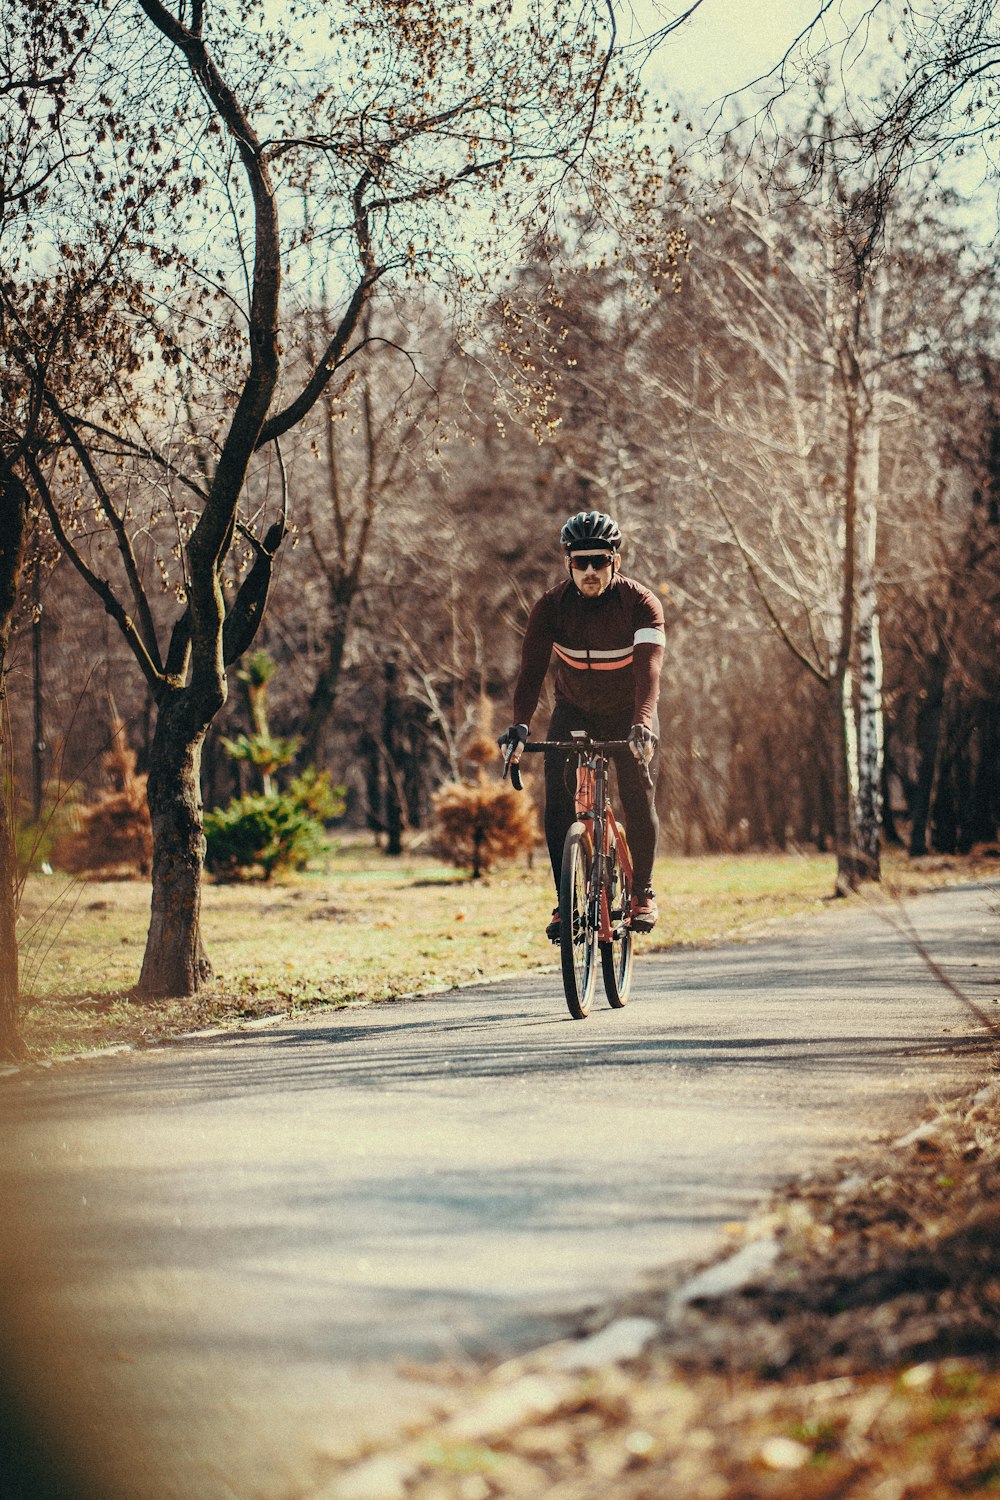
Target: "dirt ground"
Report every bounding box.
[320,1067,1000,1500]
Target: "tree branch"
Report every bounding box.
[692,442,828,684]
[27,455,164,690]
[45,395,164,675]
[222,518,286,665]
[257,170,380,447]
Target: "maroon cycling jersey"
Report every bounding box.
[512,575,665,730]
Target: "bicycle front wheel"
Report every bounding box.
[559,822,599,1020]
[601,830,634,1008]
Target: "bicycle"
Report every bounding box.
[502,732,649,1020]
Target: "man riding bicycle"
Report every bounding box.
[499,510,665,937]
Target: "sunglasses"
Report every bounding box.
[570,553,614,571]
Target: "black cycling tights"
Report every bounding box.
[542,701,660,896]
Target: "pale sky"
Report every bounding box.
[630,0,826,113]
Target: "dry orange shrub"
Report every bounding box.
[52,726,152,878]
[432,731,539,878]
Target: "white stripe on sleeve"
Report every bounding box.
[633,627,666,647]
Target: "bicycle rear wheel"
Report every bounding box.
[601,829,633,1008]
[559,822,598,1019]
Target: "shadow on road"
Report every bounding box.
[3,973,994,1120]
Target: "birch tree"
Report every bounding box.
[849,238,887,877]
[631,129,982,889]
[631,173,871,889]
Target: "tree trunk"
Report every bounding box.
[31,562,45,822]
[0,792,22,1061]
[931,745,959,854]
[136,689,213,998]
[954,732,975,854]
[831,666,864,894]
[855,576,883,874]
[0,470,28,1059]
[910,649,948,856]
[854,349,884,879]
[383,662,404,857]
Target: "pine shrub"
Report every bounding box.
[204,768,344,881]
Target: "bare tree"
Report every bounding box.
[292,304,459,770]
[796,2,1000,183]
[624,125,989,888]
[5,0,683,997]
[0,0,98,1055]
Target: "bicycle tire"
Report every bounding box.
[601,828,634,1008]
[559,822,598,1019]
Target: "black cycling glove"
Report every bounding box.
[628,724,657,766]
[497,723,529,753]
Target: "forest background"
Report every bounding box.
[2,0,1000,1054]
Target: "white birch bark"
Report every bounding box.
[855,259,887,878]
[843,660,862,850]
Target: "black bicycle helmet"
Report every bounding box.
[560,510,622,552]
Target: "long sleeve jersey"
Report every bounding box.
[511,575,665,730]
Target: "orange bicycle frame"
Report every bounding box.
[574,756,633,942]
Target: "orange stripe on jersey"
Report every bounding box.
[553,644,633,670]
[553,645,586,669]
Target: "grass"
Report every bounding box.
[11,840,997,1061]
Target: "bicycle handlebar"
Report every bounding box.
[501,736,652,791]
[522,739,631,753]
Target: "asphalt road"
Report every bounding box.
[1,879,997,1500]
